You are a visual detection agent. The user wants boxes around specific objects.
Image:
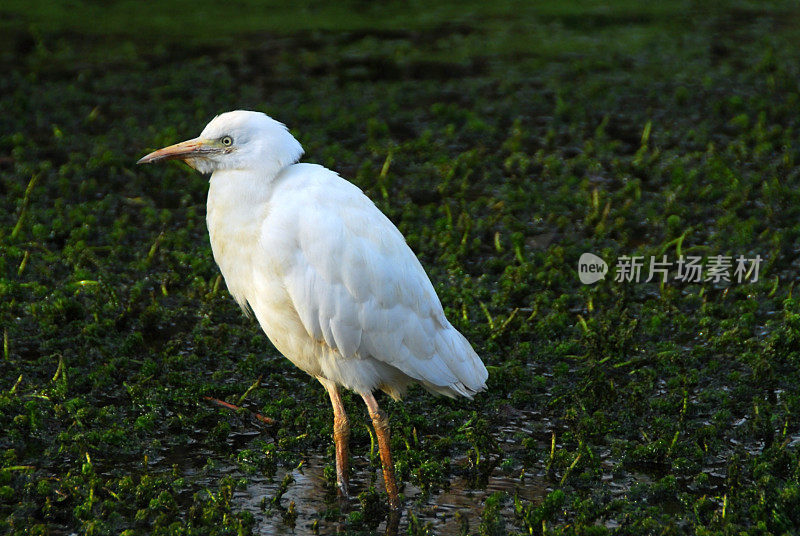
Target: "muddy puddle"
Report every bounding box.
[230,454,549,535]
[126,404,776,535]
[222,406,759,534]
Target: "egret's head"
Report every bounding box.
[137,110,304,175]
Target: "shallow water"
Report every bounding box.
[230,454,549,535]
[232,458,331,535]
[128,400,768,535]
[223,408,755,534]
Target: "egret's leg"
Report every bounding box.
[361,392,400,510]
[319,378,350,496]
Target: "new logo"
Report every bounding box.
[578,253,608,284]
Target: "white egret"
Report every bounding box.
[138,110,488,509]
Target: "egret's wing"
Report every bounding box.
[265,165,487,396]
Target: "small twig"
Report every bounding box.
[11,174,39,239]
[9,374,22,394]
[52,353,65,383]
[560,452,582,485]
[366,424,377,461]
[17,250,29,276]
[1,465,35,472]
[203,396,275,425]
[146,232,165,263]
[211,274,222,296]
[479,301,494,330]
[237,375,263,406]
[378,151,392,200]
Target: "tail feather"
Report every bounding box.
[421,324,487,398]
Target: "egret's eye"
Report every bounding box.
[221,136,233,146]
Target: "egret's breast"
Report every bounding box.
[207,219,258,311]
[206,171,324,377]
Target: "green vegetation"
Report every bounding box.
[2,1,800,534]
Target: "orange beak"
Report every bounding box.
[137,138,218,165]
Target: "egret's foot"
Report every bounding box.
[362,393,401,511]
[334,422,350,498]
[321,378,352,502]
[384,510,401,536]
[336,470,349,498]
[335,488,352,513]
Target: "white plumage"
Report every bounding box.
[138,110,488,509]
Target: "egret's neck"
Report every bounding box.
[206,168,282,243]
[206,168,283,311]
[208,169,275,211]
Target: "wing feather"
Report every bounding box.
[265,164,487,395]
